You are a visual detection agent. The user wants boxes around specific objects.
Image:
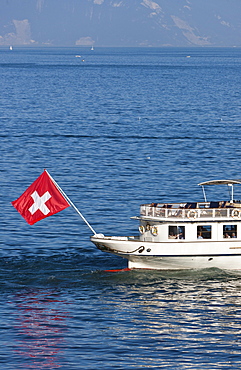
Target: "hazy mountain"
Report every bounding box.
[1,0,241,47]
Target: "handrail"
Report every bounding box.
[140,205,241,220]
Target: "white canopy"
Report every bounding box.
[198,180,241,186]
[198,180,241,202]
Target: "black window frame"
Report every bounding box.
[223,225,237,238]
[168,226,185,239]
[197,225,212,239]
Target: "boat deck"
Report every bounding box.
[140,201,241,220]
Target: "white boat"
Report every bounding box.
[91,180,241,270]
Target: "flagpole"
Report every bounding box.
[45,170,97,235]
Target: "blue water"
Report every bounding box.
[1,46,241,369]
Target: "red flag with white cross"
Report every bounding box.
[12,170,70,225]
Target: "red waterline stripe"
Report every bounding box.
[104,268,131,272]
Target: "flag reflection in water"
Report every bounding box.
[13,290,69,369]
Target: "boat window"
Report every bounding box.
[197,226,211,239]
[169,226,185,239]
[223,225,237,238]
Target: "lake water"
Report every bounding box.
[1,46,241,369]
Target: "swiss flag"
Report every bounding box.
[12,170,70,225]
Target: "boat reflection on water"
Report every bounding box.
[13,290,69,369]
[110,269,241,355]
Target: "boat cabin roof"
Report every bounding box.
[198,179,241,186]
[139,180,241,220]
[198,179,241,203]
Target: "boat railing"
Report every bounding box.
[140,203,241,220]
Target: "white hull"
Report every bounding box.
[91,235,241,270]
[127,255,241,270]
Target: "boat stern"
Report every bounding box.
[90,234,143,255]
